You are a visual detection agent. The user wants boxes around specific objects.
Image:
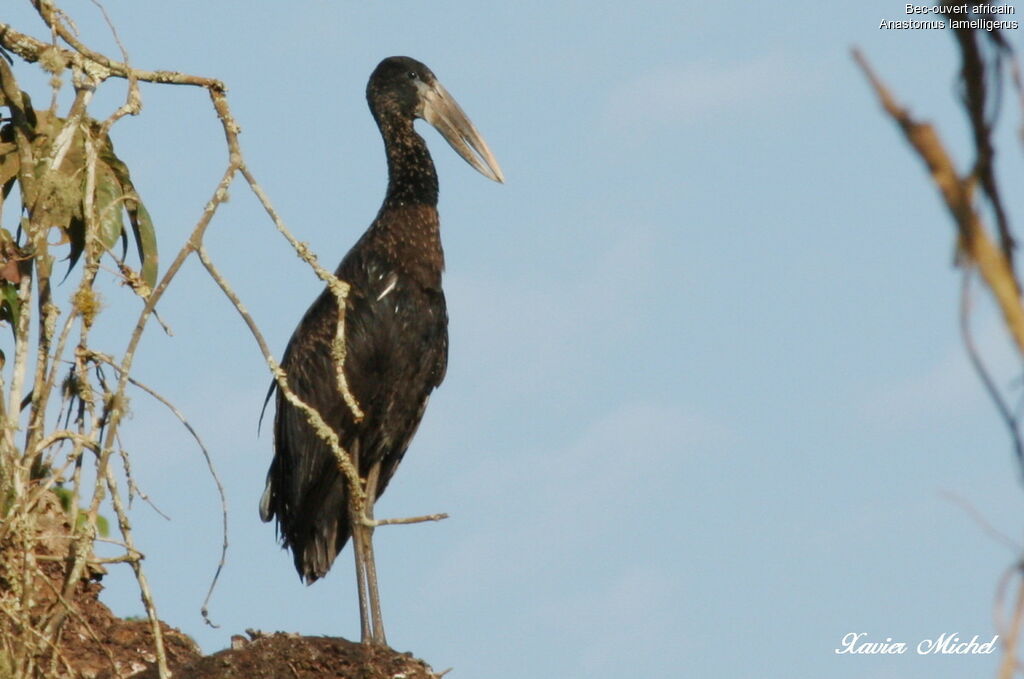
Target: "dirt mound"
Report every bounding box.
[1,491,441,678]
[43,570,438,678]
[65,582,201,678]
[133,632,440,679]
[29,567,438,678]
[0,490,199,678]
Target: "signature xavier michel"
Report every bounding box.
[835,632,999,655]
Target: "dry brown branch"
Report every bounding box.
[366,512,450,528]
[944,7,1016,267]
[0,19,224,91]
[852,47,1024,358]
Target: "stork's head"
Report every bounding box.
[367,56,504,183]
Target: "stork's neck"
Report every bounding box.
[365,116,444,286]
[379,118,439,210]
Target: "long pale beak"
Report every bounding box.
[420,81,505,183]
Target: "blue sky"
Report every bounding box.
[5,1,1024,677]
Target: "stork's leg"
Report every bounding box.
[349,442,375,644]
[351,513,372,643]
[351,461,386,645]
[362,461,387,645]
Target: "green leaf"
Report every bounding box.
[52,486,73,512]
[118,217,129,261]
[62,215,84,284]
[20,91,37,129]
[52,488,110,538]
[128,199,158,289]
[75,511,109,538]
[102,139,158,289]
[0,280,20,339]
[93,160,124,254]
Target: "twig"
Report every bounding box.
[239,167,365,423]
[944,11,1016,269]
[365,512,449,528]
[33,429,100,456]
[938,489,1020,553]
[959,272,1024,475]
[87,0,142,133]
[87,349,229,627]
[0,19,224,90]
[1010,52,1024,148]
[115,437,170,519]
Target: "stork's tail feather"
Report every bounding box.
[258,479,274,523]
[296,516,352,585]
[262,473,352,584]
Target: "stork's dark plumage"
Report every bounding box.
[259,56,502,645]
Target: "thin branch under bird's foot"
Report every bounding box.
[358,511,449,528]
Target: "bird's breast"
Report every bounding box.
[369,204,445,290]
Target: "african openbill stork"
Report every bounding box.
[259,56,503,645]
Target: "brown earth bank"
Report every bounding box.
[65,578,440,679]
[2,492,440,678]
[133,633,440,679]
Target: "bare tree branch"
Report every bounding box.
[853,47,1024,359]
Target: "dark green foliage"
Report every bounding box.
[0,105,158,291]
[51,486,109,538]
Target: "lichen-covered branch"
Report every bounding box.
[238,169,365,423]
[0,19,224,91]
[194,245,367,513]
